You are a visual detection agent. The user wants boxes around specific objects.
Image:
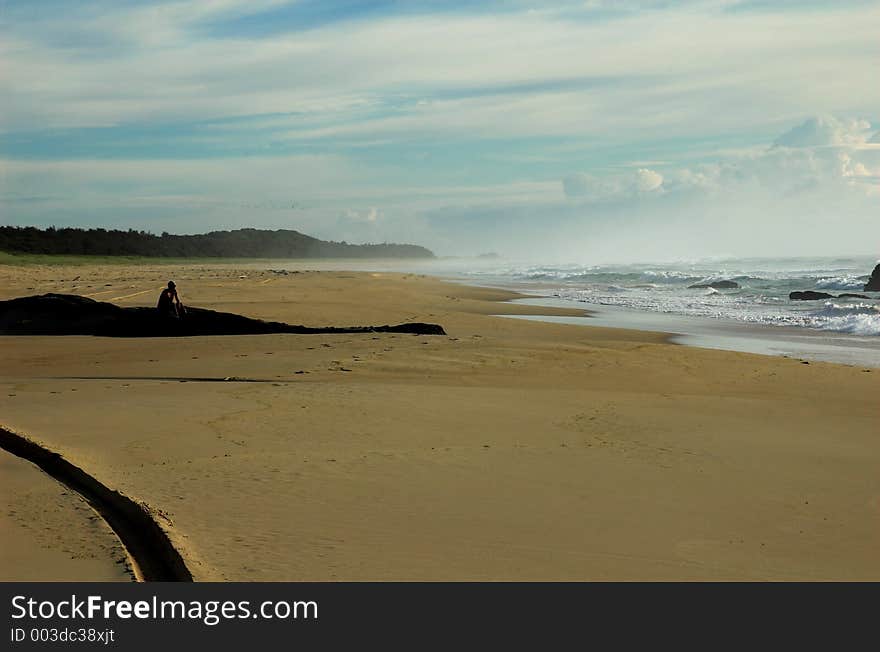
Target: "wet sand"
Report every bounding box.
[1,262,878,580]
[504,297,880,368]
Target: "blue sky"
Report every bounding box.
[1,0,878,260]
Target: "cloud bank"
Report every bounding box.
[1,1,878,261]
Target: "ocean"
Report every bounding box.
[460,256,880,336]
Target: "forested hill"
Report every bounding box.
[0,227,435,259]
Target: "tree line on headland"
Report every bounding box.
[0,226,434,259]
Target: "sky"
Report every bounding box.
[1,0,879,261]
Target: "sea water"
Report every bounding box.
[458,256,880,336]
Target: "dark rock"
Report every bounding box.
[0,294,446,337]
[864,264,880,291]
[688,280,740,289]
[838,293,870,300]
[789,291,834,301]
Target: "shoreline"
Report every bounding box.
[252,258,880,368]
[496,296,880,369]
[2,263,878,580]
[428,271,880,368]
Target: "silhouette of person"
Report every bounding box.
[157,281,183,319]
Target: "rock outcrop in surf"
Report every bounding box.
[0,294,446,337]
[789,291,871,301]
[688,280,739,289]
[864,264,880,291]
[789,291,835,301]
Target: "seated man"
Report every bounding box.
[157,281,183,319]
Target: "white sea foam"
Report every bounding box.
[815,314,880,336]
[811,303,880,335]
[813,276,868,290]
[465,256,879,337]
[549,280,877,336]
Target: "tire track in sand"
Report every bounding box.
[0,426,192,582]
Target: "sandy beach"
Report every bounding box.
[1,262,878,581]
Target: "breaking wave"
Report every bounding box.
[464,256,879,336]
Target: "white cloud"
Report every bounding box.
[534,116,879,260]
[563,167,663,200]
[2,1,878,142]
[635,168,663,192]
[773,116,873,148]
[562,117,879,202]
[2,3,879,260]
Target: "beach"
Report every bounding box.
[1,262,878,581]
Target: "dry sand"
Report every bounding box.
[0,449,133,581]
[0,262,878,581]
